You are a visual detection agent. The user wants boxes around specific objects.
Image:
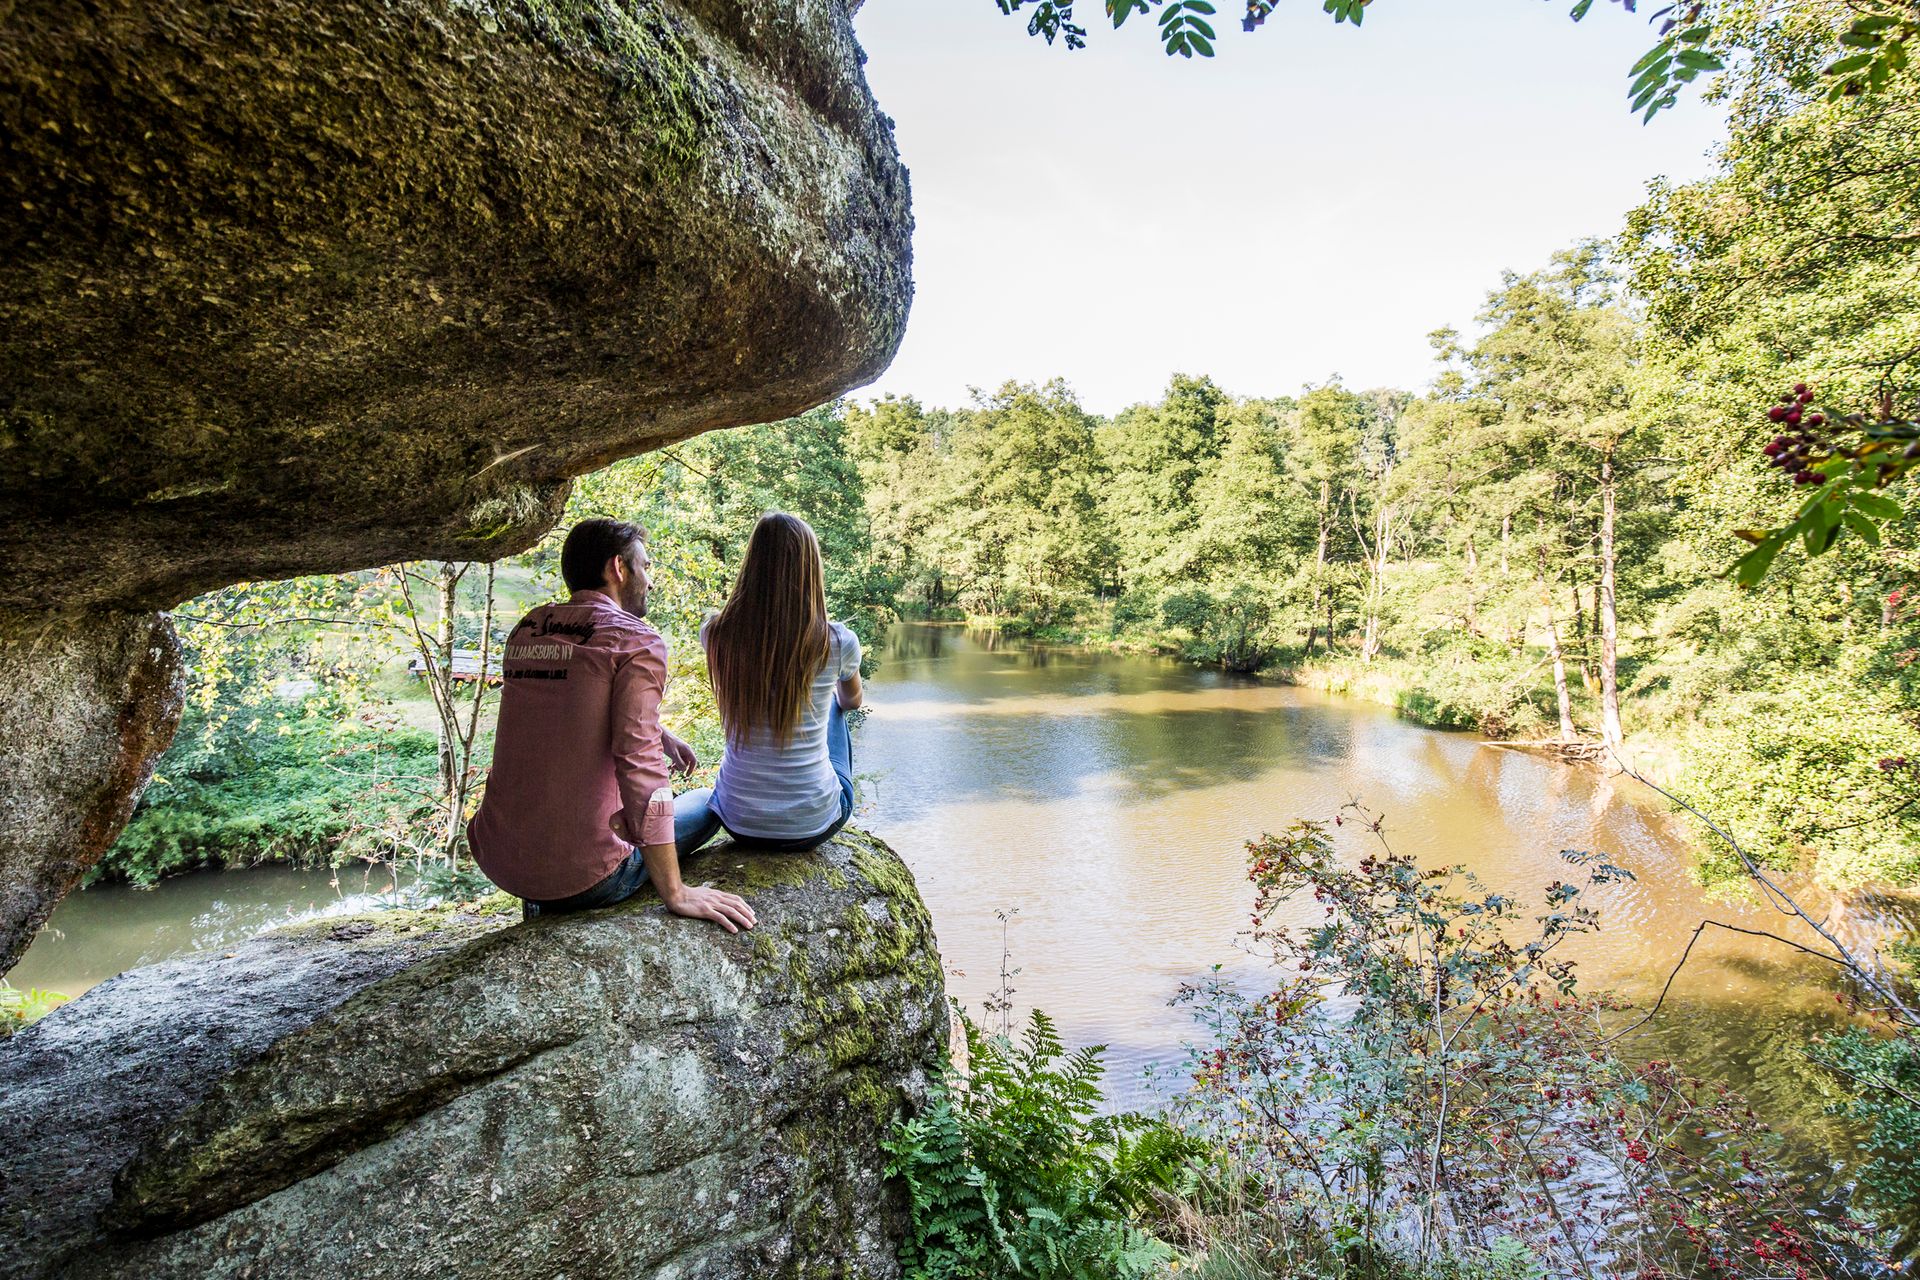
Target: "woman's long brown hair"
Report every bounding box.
[707,512,832,748]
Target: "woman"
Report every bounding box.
[674,512,863,854]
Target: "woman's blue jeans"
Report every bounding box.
[675,701,854,855]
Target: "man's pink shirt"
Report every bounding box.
[468,590,676,901]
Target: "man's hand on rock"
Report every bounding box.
[665,883,756,933]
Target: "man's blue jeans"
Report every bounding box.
[520,846,650,919]
[674,700,854,855]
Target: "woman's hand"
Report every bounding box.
[662,730,698,775]
[663,883,756,933]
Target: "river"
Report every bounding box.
[9,622,1889,1224]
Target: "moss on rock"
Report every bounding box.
[0,828,944,1280]
[0,0,914,978]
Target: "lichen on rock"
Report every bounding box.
[0,0,912,611]
[0,613,185,975]
[0,830,945,1280]
[0,0,914,971]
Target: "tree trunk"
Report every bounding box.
[436,562,458,797]
[1310,477,1331,654]
[1572,586,1599,695]
[443,562,495,864]
[1597,454,1624,755]
[1361,503,1390,663]
[1537,543,1576,742]
[1463,532,1479,637]
[1316,479,1331,570]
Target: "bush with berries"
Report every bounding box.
[1166,806,1880,1278]
[1736,382,1917,586]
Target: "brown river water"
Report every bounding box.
[11,622,1899,1232]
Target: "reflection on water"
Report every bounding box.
[9,622,1889,1231]
[860,624,1872,1209]
[10,864,403,995]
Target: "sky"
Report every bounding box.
[848,0,1729,416]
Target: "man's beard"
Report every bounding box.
[621,583,649,618]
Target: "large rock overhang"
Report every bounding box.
[0,0,914,609]
[0,0,913,973]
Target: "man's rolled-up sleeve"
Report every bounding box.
[610,632,677,848]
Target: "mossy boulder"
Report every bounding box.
[0,0,913,972]
[0,0,912,609]
[0,613,185,976]
[0,830,946,1280]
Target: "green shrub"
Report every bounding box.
[1161,585,1279,673]
[0,985,69,1037]
[1668,675,1920,888]
[1808,1025,1920,1216]
[883,1009,1195,1280]
[1297,648,1554,737]
[1171,808,1874,1279]
[100,705,439,886]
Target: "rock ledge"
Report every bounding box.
[0,830,944,1280]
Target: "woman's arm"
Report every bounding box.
[836,672,863,710]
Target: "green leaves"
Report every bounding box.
[1626,23,1724,124]
[995,0,1089,49]
[1732,437,1911,587]
[1823,8,1919,100]
[995,0,1914,123]
[1158,1,1217,57]
[885,1008,1185,1280]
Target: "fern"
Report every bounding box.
[884,1005,1191,1280]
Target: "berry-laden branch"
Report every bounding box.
[1732,381,1918,586]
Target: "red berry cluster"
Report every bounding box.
[1759,384,1829,485]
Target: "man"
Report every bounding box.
[468,518,756,932]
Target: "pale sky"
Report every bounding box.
[850,0,1728,415]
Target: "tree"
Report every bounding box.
[1388,343,1507,643]
[1349,388,1411,663]
[942,380,1111,625]
[1288,382,1367,657]
[847,395,959,614]
[1099,373,1228,598]
[677,404,899,648]
[1165,397,1311,669]
[1462,246,1644,751]
[374,561,499,866]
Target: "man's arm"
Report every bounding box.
[611,633,753,931]
[638,841,755,933]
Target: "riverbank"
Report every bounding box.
[13,623,1906,1257]
[958,611,1919,899]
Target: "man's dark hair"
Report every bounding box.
[560,518,645,592]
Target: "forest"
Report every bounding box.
[97,3,1920,901]
[14,3,1920,1276]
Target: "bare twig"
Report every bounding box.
[1794,1045,1920,1110]
[1605,919,1854,1043]
[1612,755,1919,1027]
[175,613,395,631]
